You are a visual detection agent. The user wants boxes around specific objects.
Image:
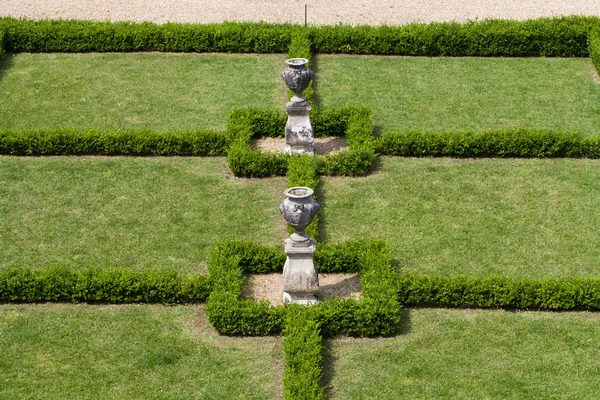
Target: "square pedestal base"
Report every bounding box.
[283,292,318,305]
[284,144,314,156]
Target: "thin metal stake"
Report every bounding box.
[305,4,307,27]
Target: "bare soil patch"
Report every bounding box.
[244,273,361,306]
[253,136,349,155]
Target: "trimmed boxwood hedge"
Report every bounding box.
[1,16,598,57]
[283,308,324,400]
[311,16,599,57]
[226,105,376,177]
[0,128,228,156]
[0,266,211,303]
[396,272,600,311]
[205,239,401,337]
[375,129,600,158]
[0,18,298,53]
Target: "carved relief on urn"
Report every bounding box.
[281,58,314,103]
[279,187,320,245]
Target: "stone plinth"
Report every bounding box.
[282,238,319,304]
[281,58,315,156]
[284,100,314,155]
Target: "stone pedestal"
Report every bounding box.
[284,100,314,155]
[283,238,319,304]
[281,58,315,156]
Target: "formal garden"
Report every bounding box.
[1,16,600,399]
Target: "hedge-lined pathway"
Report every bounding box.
[1,0,599,26]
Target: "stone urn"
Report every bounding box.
[279,187,320,245]
[281,58,315,155]
[281,58,314,103]
[279,187,320,304]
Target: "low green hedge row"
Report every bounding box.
[0,18,296,53]
[205,239,371,274]
[318,106,376,176]
[375,128,600,158]
[1,16,598,57]
[312,16,598,57]
[283,308,324,400]
[206,239,401,337]
[590,29,600,76]
[396,272,600,310]
[0,266,211,303]
[226,106,375,177]
[0,128,227,156]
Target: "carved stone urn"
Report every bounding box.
[281,58,314,103]
[279,187,320,304]
[281,58,315,155]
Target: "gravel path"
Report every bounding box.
[1,0,599,26]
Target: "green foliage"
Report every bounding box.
[311,16,598,56]
[209,240,286,274]
[589,28,600,76]
[318,106,376,176]
[206,242,285,335]
[207,292,286,335]
[0,18,297,53]
[283,308,324,400]
[287,155,319,190]
[226,108,289,178]
[0,29,5,57]
[205,240,401,337]
[315,239,371,273]
[374,128,597,158]
[0,128,227,156]
[227,140,289,178]
[396,272,600,310]
[0,16,596,57]
[227,105,376,177]
[0,266,211,303]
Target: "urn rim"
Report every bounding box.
[285,58,309,67]
[284,186,314,199]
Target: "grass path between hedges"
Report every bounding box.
[0,53,286,131]
[0,156,287,274]
[3,54,600,135]
[327,308,600,399]
[0,304,284,400]
[322,157,600,278]
[3,305,598,400]
[316,55,600,136]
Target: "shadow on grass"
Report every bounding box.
[367,154,385,175]
[315,178,328,243]
[0,54,14,83]
[321,338,336,400]
[320,309,412,399]
[309,55,321,108]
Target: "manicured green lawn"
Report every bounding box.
[0,304,283,399]
[0,156,287,274]
[0,53,286,131]
[321,157,600,278]
[316,55,600,135]
[327,308,600,399]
